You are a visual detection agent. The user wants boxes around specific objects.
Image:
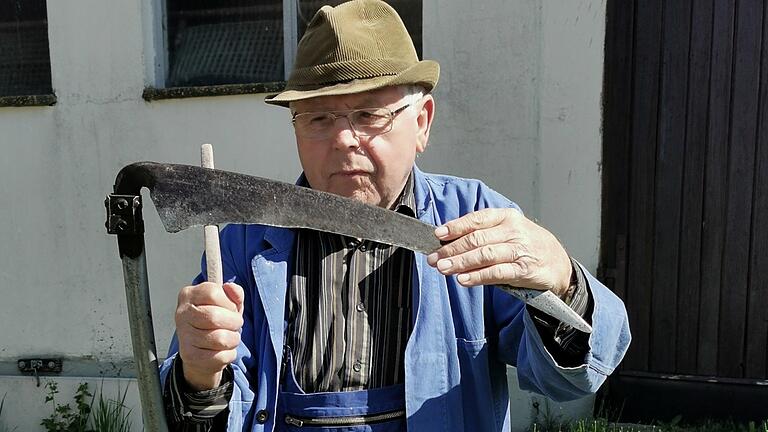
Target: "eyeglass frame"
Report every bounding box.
[291,103,412,139]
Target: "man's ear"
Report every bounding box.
[415,95,435,153]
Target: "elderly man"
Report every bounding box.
[160,0,631,430]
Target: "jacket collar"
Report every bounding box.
[412,166,434,221]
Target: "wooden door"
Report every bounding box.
[600,0,768,421]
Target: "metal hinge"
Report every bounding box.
[18,358,62,387]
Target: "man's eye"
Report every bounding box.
[355,111,386,124]
[358,111,377,119]
[307,114,331,124]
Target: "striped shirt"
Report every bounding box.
[284,174,416,392]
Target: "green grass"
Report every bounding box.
[90,384,132,432]
[529,418,768,432]
[526,396,768,432]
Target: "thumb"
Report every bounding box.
[223,282,245,315]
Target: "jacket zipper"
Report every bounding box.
[284,409,406,427]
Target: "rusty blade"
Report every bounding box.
[115,162,592,333]
[117,162,443,252]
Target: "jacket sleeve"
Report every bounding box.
[492,263,631,401]
[471,182,631,402]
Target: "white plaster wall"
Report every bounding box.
[0,0,605,430]
[538,0,606,271]
[422,0,605,271]
[421,0,540,214]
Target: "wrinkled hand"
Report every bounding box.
[426,208,572,297]
[175,282,244,391]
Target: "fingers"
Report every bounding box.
[428,208,566,291]
[179,327,241,352]
[428,227,521,266]
[223,282,245,314]
[434,208,516,241]
[432,243,529,275]
[175,281,246,387]
[428,208,525,269]
[179,282,242,313]
[454,263,527,287]
[176,282,244,331]
[176,304,244,331]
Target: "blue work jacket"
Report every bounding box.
[160,167,631,431]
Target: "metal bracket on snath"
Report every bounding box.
[105,194,143,236]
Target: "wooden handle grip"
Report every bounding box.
[201,143,223,284]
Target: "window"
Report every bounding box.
[0,0,53,97]
[163,0,422,89]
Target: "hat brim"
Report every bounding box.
[265,60,439,107]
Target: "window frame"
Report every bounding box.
[143,0,421,101]
[0,1,56,107]
[144,0,298,101]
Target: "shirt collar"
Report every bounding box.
[392,171,416,217]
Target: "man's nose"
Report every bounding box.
[330,116,361,150]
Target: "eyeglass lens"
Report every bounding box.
[294,108,396,138]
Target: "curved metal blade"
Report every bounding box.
[115,162,591,333]
[497,285,593,333]
[119,162,443,253]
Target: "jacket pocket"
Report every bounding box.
[457,337,487,357]
[456,337,505,430]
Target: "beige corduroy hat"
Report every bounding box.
[265,0,439,107]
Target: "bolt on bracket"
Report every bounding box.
[105,194,143,235]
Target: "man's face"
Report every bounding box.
[291,86,435,208]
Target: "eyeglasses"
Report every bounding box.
[291,104,411,140]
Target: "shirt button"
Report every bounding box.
[359,244,367,251]
[353,361,362,372]
[356,302,366,312]
[256,409,269,424]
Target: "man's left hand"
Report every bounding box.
[426,208,572,298]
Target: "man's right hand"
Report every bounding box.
[175,282,245,391]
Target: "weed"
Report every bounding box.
[40,381,134,432]
[41,381,94,432]
[90,383,132,432]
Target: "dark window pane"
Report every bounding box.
[166,0,284,87]
[297,0,422,58]
[0,0,52,96]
